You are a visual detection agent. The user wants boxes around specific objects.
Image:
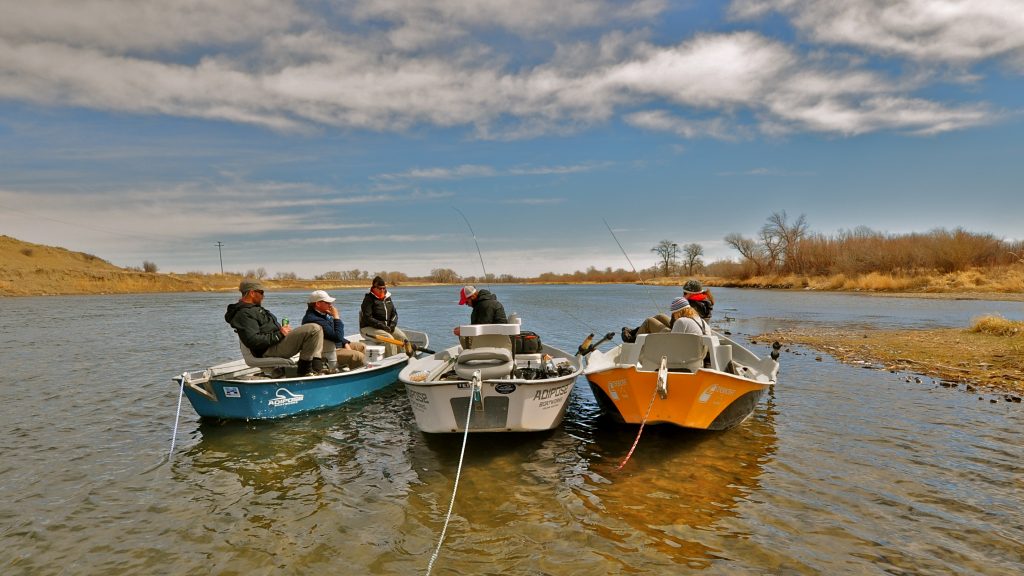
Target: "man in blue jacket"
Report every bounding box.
[302,290,366,371]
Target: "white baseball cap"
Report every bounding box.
[307,290,336,303]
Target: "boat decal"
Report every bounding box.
[494,383,517,394]
[698,384,735,404]
[607,379,627,400]
[223,386,241,398]
[269,388,304,407]
[457,382,472,389]
[408,389,430,412]
[533,382,571,402]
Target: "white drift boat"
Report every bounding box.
[398,320,582,433]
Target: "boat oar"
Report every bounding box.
[371,334,436,356]
[577,331,616,356]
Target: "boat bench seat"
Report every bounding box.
[637,333,708,373]
[239,342,297,369]
[455,332,515,380]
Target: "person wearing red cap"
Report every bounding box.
[453,285,508,336]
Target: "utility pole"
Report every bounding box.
[214,241,224,274]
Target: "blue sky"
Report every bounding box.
[1,0,1022,278]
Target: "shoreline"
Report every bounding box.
[3,280,1024,302]
[760,325,1024,397]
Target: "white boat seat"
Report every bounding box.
[637,333,707,373]
[457,323,521,336]
[239,341,297,368]
[455,347,515,380]
[322,340,337,370]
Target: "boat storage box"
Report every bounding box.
[365,345,385,363]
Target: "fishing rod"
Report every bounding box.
[453,207,488,281]
[603,218,662,313]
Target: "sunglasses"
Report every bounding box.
[252,289,264,295]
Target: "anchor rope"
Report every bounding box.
[169,373,187,459]
[426,378,479,575]
[615,382,659,471]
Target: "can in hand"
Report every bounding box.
[282,317,290,327]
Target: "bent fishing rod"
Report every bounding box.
[603,218,662,313]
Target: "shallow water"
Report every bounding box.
[1,286,1022,574]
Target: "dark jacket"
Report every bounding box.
[686,295,713,320]
[225,301,283,357]
[470,289,508,324]
[302,308,350,346]
[359,290,398,332]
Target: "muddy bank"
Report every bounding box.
[759,325,1024,397]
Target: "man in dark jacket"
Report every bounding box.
[453,285,508,336]
[225,279,324,376]
[358,276,408,357]
[683,279,714,320]
[302,290,365,371]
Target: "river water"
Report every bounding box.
[1,285,1021,575]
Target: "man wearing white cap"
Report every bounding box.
[302,290,366,371]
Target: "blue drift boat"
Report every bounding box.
[173,329,429,420]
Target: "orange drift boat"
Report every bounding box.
[581,331,779,430]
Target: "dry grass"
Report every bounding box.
[706,266,1024,298]
[762,322,1024,395]
[970,315,1024,337]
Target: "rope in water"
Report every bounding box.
[615,382,659,471]
[425,378,479,575]
[169,373,187,459]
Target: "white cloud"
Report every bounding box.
[348,0,668,49]
[730,0,1024,64]
[0,0,303,52]
[0,1,1006,141]
[625,110,741,140]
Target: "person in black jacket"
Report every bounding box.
[358,276,408,357]
[302,290,365,371]
[225,279,324,376]
[453,285,508,336]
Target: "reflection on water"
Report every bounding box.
[1,287,1022,575]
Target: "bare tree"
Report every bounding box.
[651,240,680,276]
[762,211,809,273]
[430,268,460,283]
[682,243,704,274]
[724,233,765,275]
[142,261,158,273]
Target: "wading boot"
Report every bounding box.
[311,357,325,375]
[297,359,313,377]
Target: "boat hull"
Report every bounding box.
[175,329,429,421]
[586,367,767,430]
[178,360,407,420]
[399,343,580,433]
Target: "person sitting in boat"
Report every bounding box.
[225,279,325,376]
[683,279,714,320]
[620,313,670,343]
[359,276,408,357]
[669,297,709,335]
[452,285,508,336]
[302,290,366,372]
[621,296,710,342]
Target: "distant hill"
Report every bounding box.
[0,235,228,296]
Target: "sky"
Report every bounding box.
[1,0,1022,278]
